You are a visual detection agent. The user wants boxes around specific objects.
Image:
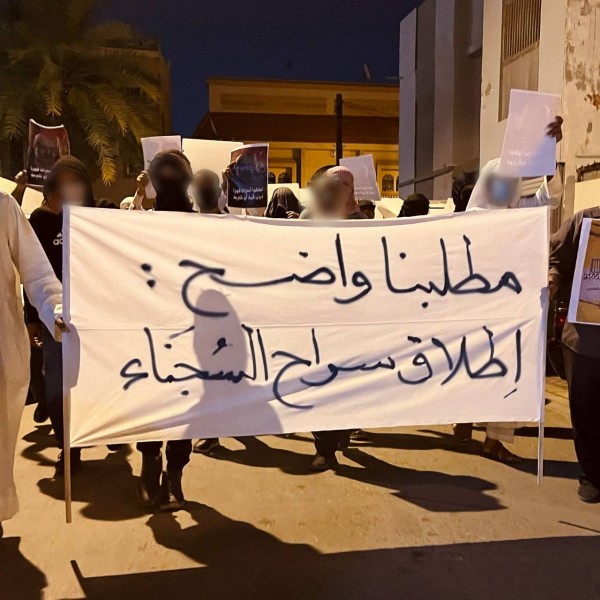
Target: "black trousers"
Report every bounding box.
[563,347,600,489]
[312,430,350,458]
[137,440,192,472]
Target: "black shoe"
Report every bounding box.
[138,454,162,508]
[33,402,48,424]
[192,438,221,455]
[310,453,338,472]
[578,477,600,504]
[55,449,82,476]
[159,470,186,512]
[107,444,126,451]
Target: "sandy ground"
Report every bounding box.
[1,377,600,600]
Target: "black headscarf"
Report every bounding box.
[149,150,194,213]
[43,156,95,207]
[399,193,430,217]
[265,187,302,218]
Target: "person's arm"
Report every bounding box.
[5,193,63,338]
[549,212,580,297]
[11,170,28,207]
[128,171,149,210]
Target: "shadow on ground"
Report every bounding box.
[65,504,600,600]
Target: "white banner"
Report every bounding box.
[64,207,549,447]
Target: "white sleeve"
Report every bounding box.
[519,168,563,209]
[5,193,63,338]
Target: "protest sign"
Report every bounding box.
[26,120,70,186]
[568,218,600,325]
[63,207,549,448]
[181,139,241,183]
[141,135,182,199]
[340,155,381,201]
[499,90,561,178]
[225,144,269,209]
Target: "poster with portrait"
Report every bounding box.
[568,219,600,325]
[26,119,70,186]
[225,144,269,209]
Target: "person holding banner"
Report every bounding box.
[307,166,365,471]
[136,150,195,511]
[549,206,600,503]
[457,116,564,463]
[0,191,64,537]
[24,156,95,474]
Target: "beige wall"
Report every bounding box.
[208,79,398,118]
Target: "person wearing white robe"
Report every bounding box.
[0,191,62,532]
[456,134,563,462]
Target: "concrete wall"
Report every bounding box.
[399,0,483,200]
[564,0,600,217]
[399,10,417,197]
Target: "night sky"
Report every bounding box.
[103,0,422,135]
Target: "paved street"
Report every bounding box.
[2,377,600,600]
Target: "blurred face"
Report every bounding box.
[193,172,221,209]
[312,178,348,219]
[49,171,87,209]
[485,174,518,207]
[152,163,188,196]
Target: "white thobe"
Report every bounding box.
[0,192,61,521]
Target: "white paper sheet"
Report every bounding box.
[499,90,561,178]
[340,155,381,201]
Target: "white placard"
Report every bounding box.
[182,139,242,183]
[64,207,549,447]
[568,218,600,325]
[141,135,182,199]
[340,155,381,201]
[499,90,561,178]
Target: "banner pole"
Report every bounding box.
[537,416,545,486]
[64,390,72,523]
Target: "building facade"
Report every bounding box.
[193,78,399,193]
[399,0,484,200]
[481,0,600,218]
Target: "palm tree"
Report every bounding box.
[0,0,164,184]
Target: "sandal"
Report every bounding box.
[481,441,523,464]
[453,423,473,445]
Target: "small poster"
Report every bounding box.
[26,119,70,186]
[141,135,182,199]
[568,218,600,325]
[225,144,269,209]
[340,154,381,201]
[499,90,561,178]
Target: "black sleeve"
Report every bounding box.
[23,211,42,324]
[549,213,581,293]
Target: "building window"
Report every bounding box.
[382,175,395,192]
[499,0,542,121]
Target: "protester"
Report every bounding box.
[455,116,565,462]
[24,156,94,473]
[0,191,64,537]
[358,199,375,220]
[192,169,223,215]
[305,166,365,471]
[136,149,194,511]
[190,168,225,456]
[265,186,303,219]
[399,193,429,217]
[549,205,600,503]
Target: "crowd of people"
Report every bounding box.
[1,113,599,539]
